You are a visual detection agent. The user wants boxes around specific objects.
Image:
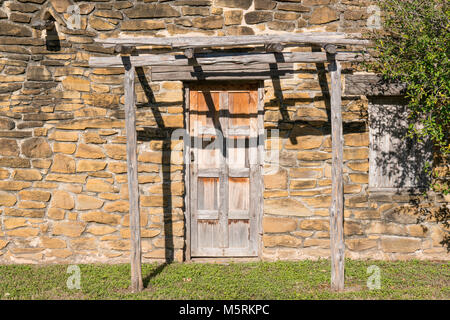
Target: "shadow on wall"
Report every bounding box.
[135,67,178,264]
[368,96,432,189]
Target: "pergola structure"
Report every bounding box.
[89,33,369,292]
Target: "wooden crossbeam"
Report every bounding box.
[89,52,366,68]
[96,33,370,48]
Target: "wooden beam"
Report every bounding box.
[89,52,366,68]
[96,33,370,48]
[265,43,284,53]
[123,57,143,293]
[329,55,345,291]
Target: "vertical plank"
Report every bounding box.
[184,85,191,261]
[256,83,264,257]
[329,57,345,291]
[219,91,229,249]
[123,60,143,292]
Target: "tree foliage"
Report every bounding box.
[368,0,449,249]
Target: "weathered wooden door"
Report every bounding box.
[188,83,261,257]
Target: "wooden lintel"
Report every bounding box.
[96,33,370,48]
[123,58,143,293]
[89,52,367,68]
[329,57,345,291]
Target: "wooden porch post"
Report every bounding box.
[123,57,143,292]
[327,45,345,291]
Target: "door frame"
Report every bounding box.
[183,81,264,261]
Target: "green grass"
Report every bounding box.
[0,259,448,299]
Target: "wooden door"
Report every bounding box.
[188,83,261,257]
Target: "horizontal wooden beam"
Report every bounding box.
[96,33,370,48]
[89,52,367,68]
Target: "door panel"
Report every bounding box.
[189,83,260,257]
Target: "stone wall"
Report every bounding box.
[0,0,448,264]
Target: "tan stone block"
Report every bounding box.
[0,181,32,191]
[264,169,287,189]
[105,144,126,160]
[99,193,121,201]
[108,162,128,174]
[50,190,74,210]
[75,144,105,159]
[18,201,46,209]
[162,114,183,127]
[81,211,121,225]
[0,192,17,206]
[303,238,330,248]
[51,154,75,174]
[352,210,380,220]
[48,208,65,220]
[344,132,369,147]
[264,198,312,216]
[138,152,162,163]
[172,221,184,237]
[103,240,130,251]
[121,20,164,30]
[407,225,428,237]
[302,195,331,208]
[7,227,39,237]
[346,161,368,172]
[0,240,9,250]
[143,249,166,259]
[32,159,52,169]
[381,237,422,253]
[53,142,76,154]
[83,132,106,144]
[63,76,90,92]
[86,225,116,236]
[4,208,44,218]
[297,151,331,161]
[263,190,289,198]
[48,131,79,142]
[120,228,160,239]
[289,168,322,179]
[343,148,369,160]
[349,173,368,184]
[122,213,148,227]
[46,174,87,183]
[40,237,66,249]
[263,216,297,233]
[310,6,338,24]
[77,160,107,172]
[346,238,378,251]
[46,248,72,259]
[104,200,129,213]
[263,235,302,248]
[141,195,184,208]
[300,219,329,231]
[290,179,316,190]
[344,221,364,235]
[286,135,323,150]
[19,190,51,201]
[0,168,9,180]
[12,169,42,181]
[76,195,104,211]
[70,238,97,250]
[86,179,114,193]
[4,217,27,230]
